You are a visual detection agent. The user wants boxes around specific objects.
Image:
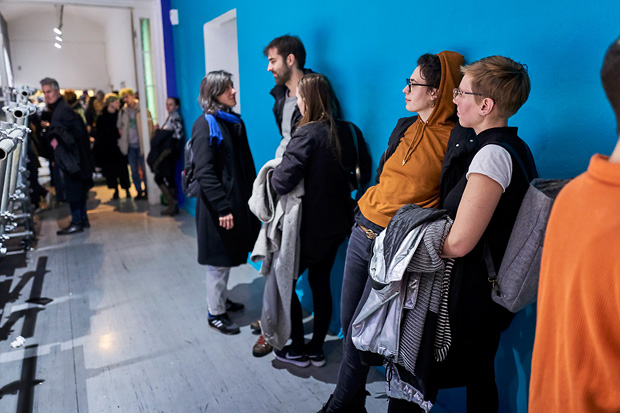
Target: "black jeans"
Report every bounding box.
[290,237,342,354]
[330,224,375,408]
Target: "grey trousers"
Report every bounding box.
[206,265,230,316]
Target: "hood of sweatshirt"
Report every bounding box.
[425,50,464,127]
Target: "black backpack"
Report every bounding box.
[181,137,199,197]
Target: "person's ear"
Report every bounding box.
[480,97,495,117]
[286,53,296,68]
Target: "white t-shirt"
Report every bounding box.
[466,144,513,191]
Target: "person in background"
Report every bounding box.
[64,89,87,125]
[117,88,153,200]
[154,97,185,215]
[529,36,620,413]
[94,93,131,200]
[192,70,260,335]
[264,35,318,159]
[319,51,464,412]
[40,77,94,235]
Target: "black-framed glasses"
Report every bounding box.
[406,78,432,92]
[453,88,484,99]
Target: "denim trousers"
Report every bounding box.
[330,224,375,408]
[127,146,147,194]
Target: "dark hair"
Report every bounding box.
[64,89,77,104]
[168,96,181,108]
[198,70,234,114]
[263,35,306,70]
[601,36,620,134]
[417,54,441,89]
[40,77,59,90]
[297,73,341,162]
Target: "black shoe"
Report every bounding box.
[82,217,90,228]
[225,299,244,313]
[57,222,84,235]
[135,192,146,200]
[125,189,132,199]
[274,345,310,367]
[308,351,326,367]
[208,313,240,335]
[112,189,119,199]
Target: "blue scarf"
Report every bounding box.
[205,110,241,147]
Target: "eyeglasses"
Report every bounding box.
[453,88,484,99]
[406,78,432,93]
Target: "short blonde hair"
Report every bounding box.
[118,88,134,98]
[462,56,530,119]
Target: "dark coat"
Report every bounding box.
[192,113,260,267]
[94,110,126,170]
[46,97,94,202]
[271,121,354,262]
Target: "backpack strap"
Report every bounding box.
[347,121,362,190]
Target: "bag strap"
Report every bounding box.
[347,121,362,190]
[494,141,539,182]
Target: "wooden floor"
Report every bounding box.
[0,184,388,413]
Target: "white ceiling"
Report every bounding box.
[0,2,128,29]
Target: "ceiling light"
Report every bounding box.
[55,36,62,42]
[54,43,62,49]
[53,27,62,35]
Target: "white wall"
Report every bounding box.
[102,8,136,91]
[8,8,109,90]
[204,9,240,113]
[2,4,136,93]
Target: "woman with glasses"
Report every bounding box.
[319,51,464,412]
[192,70,260,335]
[389,56,534,412]
[269,73,364,368]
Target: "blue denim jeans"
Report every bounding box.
[127,146,146,194]
[330,224,376,408]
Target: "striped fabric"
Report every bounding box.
[396,221,452,374]
[434,259,454,362]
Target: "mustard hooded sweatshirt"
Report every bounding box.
[358,50,464,228]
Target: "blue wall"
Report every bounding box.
[167,1,619,411]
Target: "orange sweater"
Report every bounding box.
[358,50,463,228]
[529,154,620,412]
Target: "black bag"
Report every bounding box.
[147,129,174,174]
[181,137,199,197]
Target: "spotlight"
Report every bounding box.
[55,36,62,42]
[53,27,62,35]
[54,43,62,49]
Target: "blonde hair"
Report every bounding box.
[118,88,134,98]
[104,93,119,106]
[462,56,530,119]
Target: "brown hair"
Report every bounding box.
[64,89,77,104]
[297,73,341,162]
[601,36,620,134]
[462,55,530,119]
